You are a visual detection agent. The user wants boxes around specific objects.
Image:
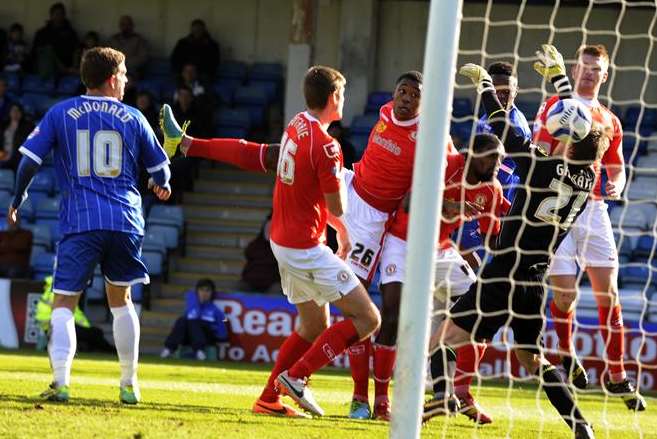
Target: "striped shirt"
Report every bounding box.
[20,95,168,236]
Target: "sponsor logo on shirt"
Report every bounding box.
[372,133,401,156]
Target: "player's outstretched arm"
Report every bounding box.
[459,63,528,154]
[7,155,40,227]
[533,44,573,99]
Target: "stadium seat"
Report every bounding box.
[137,79,162,100]
[142,250,164,276]
[17,198,35,223]
[21,74,55,94]
[635,154,657,178]
[35,218,61,244]
[617,236,634,259]
[451,121,473,143]
[35,197,59,220]
[640,108,657,131]
[619,265,651,288]
[217,61,248,81]
[148,224,179,249]
[20,93,51,117]
[31,251,55,280]
[0,169,14,195]
[213,80,241,105]
[234,85,270,126]
[633,235,655,260]
[215,126,249,138]
[349,134,370,158]
[142,229,167,257]
[248,62,283,82]
[215,108,251,131]
[624,106,641,130]
[145,58,172,78]
[147,205,184,231]
[365,91,393,114]
[3,72,21,92]
[160,81,177,103]
[56,75,81,96]
[610,204,651,230]
[0,192,11,211]
[350,113,379,136]
[626,177,657,201]
[22,223,52,252]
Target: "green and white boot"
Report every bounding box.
[120,385,141,405]
[40,382,70,402]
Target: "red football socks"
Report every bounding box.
[259,332,312,402]
[550,300,574,353]
[454,343,487,395]
[288,319,360,380]
[348,338,371,401]
[186,138,268,173]
[598,305,626,382]
[373,343,396,401]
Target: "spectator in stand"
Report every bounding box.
[160,279,228,361]
[4,23,28,73]
[31,2,79,78]
[0,78,14,122]
[109,16,149,79]
[172,85,211,137]
[1,103,34,172]
[135,91,159,132]
[241,213,281,293]
[177,63,207,98]
[73,32,101,72]
[170,19,220,80]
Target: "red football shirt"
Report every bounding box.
[270,112,343,249]
[352,101,420,213]
[533,94,624,199]
[388,154,509,249]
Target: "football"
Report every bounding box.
[545,98,593,144]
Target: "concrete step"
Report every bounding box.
[172,257,244,275]
[185,245,245,260]
[149,298,185,314]
[186,231,255,248]
[183,204,270,222]
[198,168,274,184]
[185,218,261,234]
[140,310,178,328]
[183,192,272,209]
[167,271,240,288]
[193,180,273,196]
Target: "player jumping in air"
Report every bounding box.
[534,44,646,410]
[8,47,171,404]
[424,45,606,439]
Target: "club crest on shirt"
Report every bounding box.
[27,127,40,140]
[474,193,487,207]
[385,264,397,275]
[337,270,350,283]
[409,131,417,142]
[323,142,339,158]
[375,121,387,134]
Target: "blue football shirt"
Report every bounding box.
[20,95,168,236]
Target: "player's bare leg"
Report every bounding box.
[106,283,141,405]
[41,294,80,402]
[550,275,589,390]
[588,266,646,411]
[254,301,328,418]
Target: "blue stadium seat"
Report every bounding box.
[160,81,177,103]
[624,106,641,130]
[633,236,655,260]
[617,236,634,259]
[22,223,52,252]
[31,251,55,280]
[619,265,651,288]
[142,229,167,257]
[148,224,179,249]
[217,61,248,81]
[213,79,241,105]
[147,205,184,231]
[236,105,266,128]
[35,197,59,220]
[451,121,473,144]
[350,113,379,136]
[56,75,81,96]
[142,250,164,276]
[234,85,270,106]
[29,171,55,196]
[137,79,162,100]
[145,58,172,78]
[248,63,283,82]
[18,198,35,223]
[215,126,249,138]
[365,91,393,114]
[0,169,14,195]
[35,218,61,244]
[0,192,11,211]
[349,134,370,158]
[22,74,55,94]
[452,97,473,118]
[249,79,279,101]
[640,108,657,131]
[3,72,21,92]
[215,108,251,131]
[20,93,51,117]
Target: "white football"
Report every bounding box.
[545,98,593,144]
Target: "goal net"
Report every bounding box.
[395,0,657,437]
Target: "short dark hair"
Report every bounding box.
[569,123,607,164]
[191,19,206,28]
[396,70,423,86]
[471,133,502,155]
[50,2,66,16]
[487,62,514,77]
[196,278,215,292]
[80,47,125,89]
[303,65,345,110]
[9,23,23,34]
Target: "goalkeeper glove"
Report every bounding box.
[533,44,566,81]
[459,63,495,94]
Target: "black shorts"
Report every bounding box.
[449,257,547,353]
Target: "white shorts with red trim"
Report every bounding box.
[342,170,392,282]
[270,240,361,307]
[549,199,618,276]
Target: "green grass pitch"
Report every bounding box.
[0,350,655,438]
